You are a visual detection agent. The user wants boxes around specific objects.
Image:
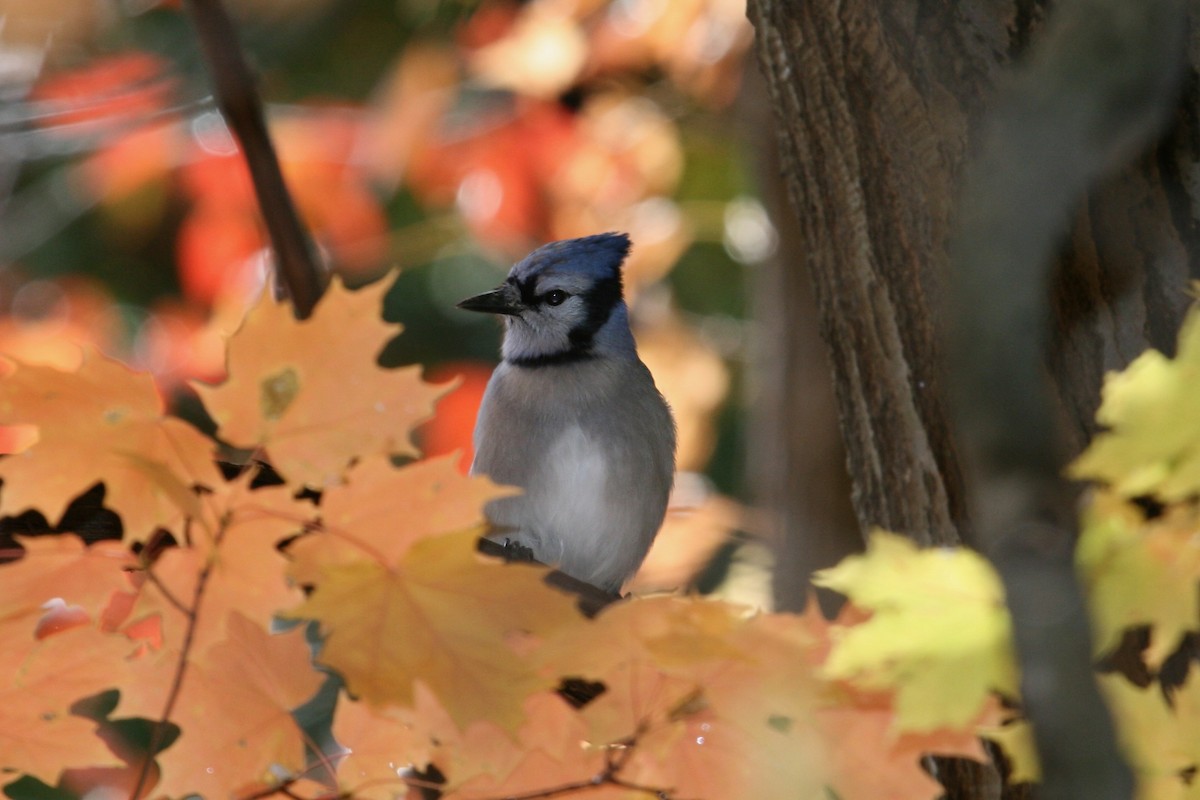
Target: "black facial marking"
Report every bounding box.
[567,275,622,350]
[511,276,539,308]
[502,270,624,368]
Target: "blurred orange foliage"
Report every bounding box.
[418,362,494,474]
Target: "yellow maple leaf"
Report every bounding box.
[978,714,1041,785]
[194,274,446,489]
[813,530,1020,732]
[286,529,580,730]
[1069,306,1200,501]
[0,351,221,541]
[1076,492,1200,668]
[1099,671,1200,798]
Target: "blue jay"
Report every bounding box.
[457,233,676,592]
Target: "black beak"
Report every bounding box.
[457,286,523,316]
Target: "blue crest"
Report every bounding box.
[508,232,631,282]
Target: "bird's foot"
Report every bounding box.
[499,537,538,564]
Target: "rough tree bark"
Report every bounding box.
[747,0,1199,797]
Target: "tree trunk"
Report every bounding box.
[742,68,862,614]
[746,0,1198,797]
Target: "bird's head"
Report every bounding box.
[457,233,636,367]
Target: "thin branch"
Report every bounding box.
[477,736,674,800]
[236,774,348,800]
[140,565,193,617]
[182,0,327,319]
[129,517,227,800]
[238,778,300,800]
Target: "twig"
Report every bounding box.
[182,0,327,319]
[129,516,228,800]
[236,774,348,800]
[140,565,193,617]
[472,735,673,800]
[238,778,300,800]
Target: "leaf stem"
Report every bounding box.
[140,565,193,617]
[476,735,676,800]
[128,516,229,800]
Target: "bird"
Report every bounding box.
[457,232,676,592]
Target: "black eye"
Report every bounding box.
[544,290,569,307]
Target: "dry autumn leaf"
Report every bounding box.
[535,597,830,799]
[332,690,433,800]
[0,535,133,623]
[0,351,221,542]
[537,595,749,684]
[286,454,515,583]
[690,610,830,800]
[442,692,619,800]
[0,619,138,783]
[130,475,312,656]
[287,529,580,730]
[118,612,324,800]
[816,702,996,800]
[195,275,445,488]
[338,682,621,800]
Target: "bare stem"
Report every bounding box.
[182,0,327,319]
[128,516,227,800]
[140,565,192,617]
[479,735,673,800]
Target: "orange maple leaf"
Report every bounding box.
[442,692,622,800]
[535,595,754,694]
[118,612,325,799]
[534,597,836,799]
[0,352,221,542]
[0,619,139,783]
[801,561,1008,798]
[287,529,580,730]
[287,455,516,583]
[129,475,312,656]
[194,275,445,489]
[817,701,994,800]
[335,686,621,800]
[0,535,133,623]
[648,610,829,800]
[332,690,433,800]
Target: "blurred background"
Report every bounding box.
[0,0,853,606]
